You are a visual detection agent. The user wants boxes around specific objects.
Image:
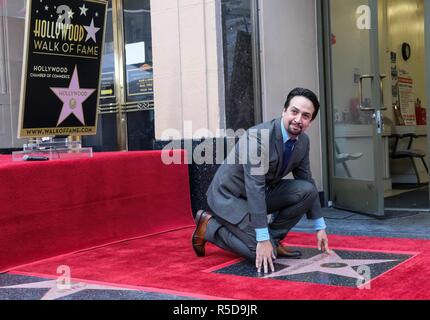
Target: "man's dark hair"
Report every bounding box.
[284,87,320,120]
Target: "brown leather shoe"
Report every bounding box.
[276,245,302,258]
[192,210,212,257]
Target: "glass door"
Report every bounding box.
[120,0,154,151]
[83,0,154,151]
[325,0,385,216]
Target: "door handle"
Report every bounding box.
[379,74,387,111]
[359,74,387,111]
[359,75,374,111]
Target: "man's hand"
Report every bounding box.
[316,229,332,254]
[256,241,276,274]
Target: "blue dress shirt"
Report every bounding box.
[255,121,326,242]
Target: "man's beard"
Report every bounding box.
[288,122,303,136]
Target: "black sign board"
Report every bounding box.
[18,0,107,138]
[126,68,153,97]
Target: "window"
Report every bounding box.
[221,0,260,131]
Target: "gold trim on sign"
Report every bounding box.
[33,51,99,60]
[20,126,97,138]
[85,0,109,5]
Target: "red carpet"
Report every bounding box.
[10,229,430,300]
[0,151,193,272]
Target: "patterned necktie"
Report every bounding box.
[282,139,297,172]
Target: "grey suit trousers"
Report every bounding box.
[205,179,318,261]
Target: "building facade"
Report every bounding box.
[1,0,430,215]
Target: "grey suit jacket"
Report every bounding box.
[206,117,322,229]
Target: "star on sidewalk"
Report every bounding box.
[265,251,398,282]
[1,279,136,300]
[84,18,100,43]
[50,66,96,126]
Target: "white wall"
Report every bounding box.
[152,0,225,140]
[259,0,323,190]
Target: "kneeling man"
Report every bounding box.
[192,88,331,273]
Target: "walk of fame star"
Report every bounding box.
[1,279,136,300]
[264,251,396,281]
[212,247,414,288]
[50,66,96,126]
